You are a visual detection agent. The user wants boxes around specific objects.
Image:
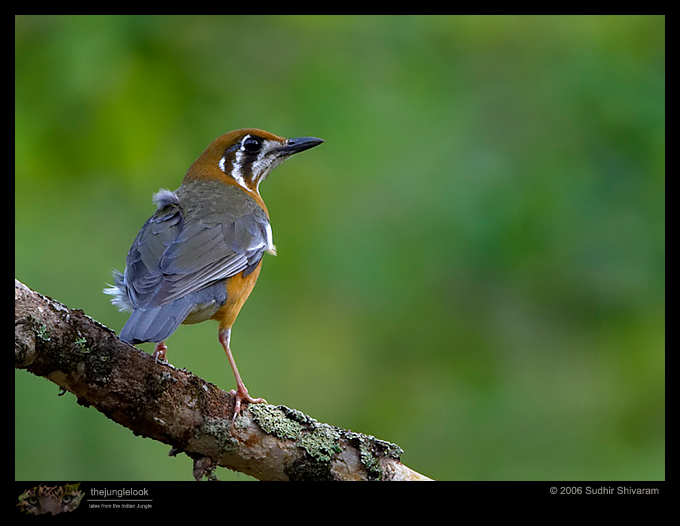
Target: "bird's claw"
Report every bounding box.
[229,387,267,421]
[152,341,168,363]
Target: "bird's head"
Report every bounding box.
[184,129,323,198]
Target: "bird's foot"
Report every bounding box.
[152,341,168,363]
[229,385,267,421]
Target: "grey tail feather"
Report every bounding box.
[118,302,194,344]
[104,270,134,312]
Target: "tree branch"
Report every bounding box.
[14,279,430,481]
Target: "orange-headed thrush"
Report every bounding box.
[106,129,323,417]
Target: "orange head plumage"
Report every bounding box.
[184,128,323,212]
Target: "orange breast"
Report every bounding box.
[210,263,263,330]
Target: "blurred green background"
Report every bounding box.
[15,15,664,481]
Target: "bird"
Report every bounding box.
[105,128,323,418]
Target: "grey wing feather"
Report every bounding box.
[154,213,267,304]
[112,188,271,344]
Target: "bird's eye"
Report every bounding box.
[242,136,262,153]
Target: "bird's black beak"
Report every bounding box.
[279,136,324,156]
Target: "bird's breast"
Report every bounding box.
[182,298,224,325]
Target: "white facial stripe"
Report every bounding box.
[240,134,253,148]
[253,140,283,189]
[231,138,250,191]
[221,135,284,193]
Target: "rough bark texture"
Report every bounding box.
[15,279,431,481]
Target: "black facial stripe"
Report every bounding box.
[219,136,276,188]
[240,156,255,181]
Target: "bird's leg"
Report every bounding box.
[152,341,168,362]
[218,328,267,420]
